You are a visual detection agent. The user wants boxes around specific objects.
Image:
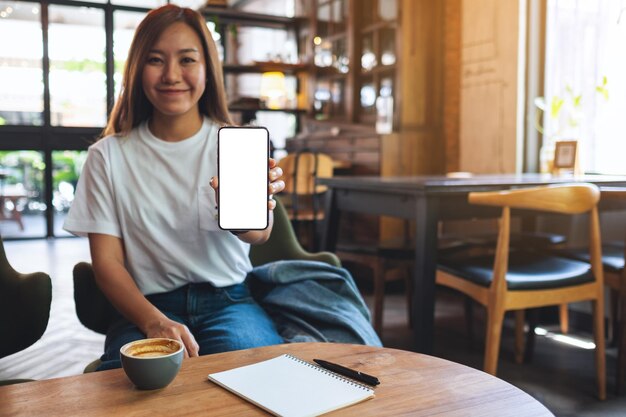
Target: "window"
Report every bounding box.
[0,151,46,238]
[0,0,152,238]
[545,0,626,174]
[111,0,163,7]
[0,1,44,126]
[49,5,106,127]
[1,0,302,238]
[52,150,87,236]
[113,10,145,98]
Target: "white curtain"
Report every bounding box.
[545,0,626,174]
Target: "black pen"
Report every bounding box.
[313,359,380,386]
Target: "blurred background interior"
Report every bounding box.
[1,0,626,415]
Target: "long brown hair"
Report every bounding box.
[102,5,231,137]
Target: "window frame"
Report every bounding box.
[0,0,152,238]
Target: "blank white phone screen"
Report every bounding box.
[218,127,269,230]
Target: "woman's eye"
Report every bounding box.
[147,56,162,64]
[181,57,196,64]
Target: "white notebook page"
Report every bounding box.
[208,354,375,417]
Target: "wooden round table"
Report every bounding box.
[0,343,553,416]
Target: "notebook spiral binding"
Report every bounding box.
[284,354,373,392]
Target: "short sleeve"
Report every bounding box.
[63,144,121,238]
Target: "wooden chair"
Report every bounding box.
[336,235,414,336]
[346,223,569,339]
[555,186,626,393]
[277,151,334,250]
[436,183,606,400]
[441,221,571,345]
[441,172,570,339]
[591,188,626,395]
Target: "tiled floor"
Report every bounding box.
[1,238,626,416]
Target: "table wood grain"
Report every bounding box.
[0,343,553,416]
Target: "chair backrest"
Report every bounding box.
[73,261,117,335]
[74,198,340,335]
[469,183,600,214]
[467,183,603,291]
[249,197,339,267]
[278,152,334,195]
[0,237,52,359]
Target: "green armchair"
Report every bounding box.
[0,237,52,385]
[73,198,340,372]
[249,197,340,267]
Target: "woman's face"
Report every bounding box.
[142,22,206,120]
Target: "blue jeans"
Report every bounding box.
[97,281,283,371]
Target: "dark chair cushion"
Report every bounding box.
[438,251,593,290]
[0,271,52,358]
[461,231,567,249]
[556,243,624,273]
[73,262,117,335]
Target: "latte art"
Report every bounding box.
[131,350,171,357]
[123,339,180,358]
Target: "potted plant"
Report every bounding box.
[534,76,609,173]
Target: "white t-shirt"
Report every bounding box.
[63,117,253,295]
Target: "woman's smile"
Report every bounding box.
[156,88,190,96]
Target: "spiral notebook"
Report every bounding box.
[207,354,375,417]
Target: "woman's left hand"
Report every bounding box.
[210,158,284,210]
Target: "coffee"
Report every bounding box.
[123,339,180,358]
[132,351,170,358]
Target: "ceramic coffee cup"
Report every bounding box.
[120,338,184,390]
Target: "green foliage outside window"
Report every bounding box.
[0,150,86,214]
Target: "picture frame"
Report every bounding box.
[553,140,578,170]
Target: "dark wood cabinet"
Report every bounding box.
[307,0,399,128]
[200,1,400,131]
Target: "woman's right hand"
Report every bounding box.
[89,233,200,359]
[143,316,200,358]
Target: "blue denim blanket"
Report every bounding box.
[249,260,382,347]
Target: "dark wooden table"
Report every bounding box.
[0,343,553,416]
[318,174,626,353]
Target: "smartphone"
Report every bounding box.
[218,126,269,230]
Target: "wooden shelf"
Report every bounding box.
[222,62,309,75]
[229,107,306,114]
[361,21,398,33]
[201,7,308,131]
[200,6,298,29]
[305,0,400,125]
[360,65,397,77]
[321,32,349,43]
[313,66,348,78]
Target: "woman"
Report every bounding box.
[64,4,285,370]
